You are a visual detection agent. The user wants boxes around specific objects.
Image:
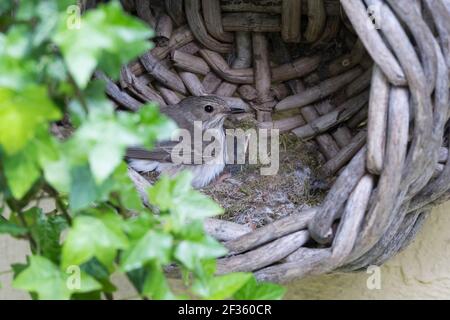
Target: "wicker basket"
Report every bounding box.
[99,0,450,283]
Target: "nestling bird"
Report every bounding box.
[126,96,246,188]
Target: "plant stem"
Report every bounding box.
[8,204,38,253]
[56,197,72,224]
[67,72,89,114]
[43,184,72,224]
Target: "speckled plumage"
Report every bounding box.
[127,96,244,188]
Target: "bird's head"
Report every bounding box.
[179,96,246,129]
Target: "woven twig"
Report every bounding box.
[96,0,450,283]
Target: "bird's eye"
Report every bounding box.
[204,105,214,113]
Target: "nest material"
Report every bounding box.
[203,133,327,228]
[101,0,450,283]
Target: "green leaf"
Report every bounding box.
[121,231,173,272]
[71,291,102,300]
[0,0,14,16]
[42,156,71,194]
[61,214,128,270]
[174,236,227,271]
[2,128,60,199]
[0,218,28,236]
[9,208,68,262]
[126,268,148,294]
[28,208,68,263]
[69,165,98,211]
[124,104,178,147]
[233,276,286,300]
[176,220,208,242]
[0,85,61,154]
[13,255,70,300]
[23,1,60,46]
[148,175,172,211]
[149,172,223,227]
[193,273,252,300]
[77,102,175,185]
[110,163,144,211]
[75,115,141,183]
[80,258,117,293]
[52,1,153,88]
[2,147,40,199]
[0,25,37,90]
[174,191,224,222]
[13,255,101,300]
[142,260,175,300]
[123,212,157,241]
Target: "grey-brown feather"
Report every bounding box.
[126,96,233,188]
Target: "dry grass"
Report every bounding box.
[203,132,329,229]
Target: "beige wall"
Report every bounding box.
[286,203,450,299]
[1,203,450,300]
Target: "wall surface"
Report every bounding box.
[1,203,450,300]
[286,203,450,299]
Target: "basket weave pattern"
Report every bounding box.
[103,0,450,283]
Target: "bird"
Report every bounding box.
[126,96,246,188]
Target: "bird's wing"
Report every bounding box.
[126,139,223,164]
[127,103,225,164]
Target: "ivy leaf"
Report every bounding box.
[233,276,286,300]
[123,212,157,241]
[174,236,228,271]
[26,208,68,263]
[141,260,175,300]
[174,191,224,222]
[2,127,61,199]
[42,156,71,194]
[9,208,68,262]
[16,0,75,20]
[0,0,14,16]
[65,161,141,212]
[126,268,148,294]
[69,165,99,211]
[2,146,41,199]
[109,163,144,211]
[66,98,167,186]
[13,255,101,300]
[33,214,67,263]
[0,85,61,155]
[149,172,224,227]
[177,220,208,242]
[80,258,117,293]
[0,218,28,236]
[193,273,252,300]
[18,0,62,46]
[119,104,177,149]
[74,115,141,183]
[61,214,128,271]
[121,231,173,272]
[148,175,172,212]
[0,24,40,90]
[53,1,153,88]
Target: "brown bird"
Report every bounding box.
[126,96,246,188]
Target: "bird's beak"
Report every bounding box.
[219,96,250,115]
[229,107,247,114]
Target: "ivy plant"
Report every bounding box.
[0,0,285,300]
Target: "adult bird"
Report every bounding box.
[126,96,246,188]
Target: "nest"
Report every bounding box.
[99,0,450,283]
[203,133,327,228]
